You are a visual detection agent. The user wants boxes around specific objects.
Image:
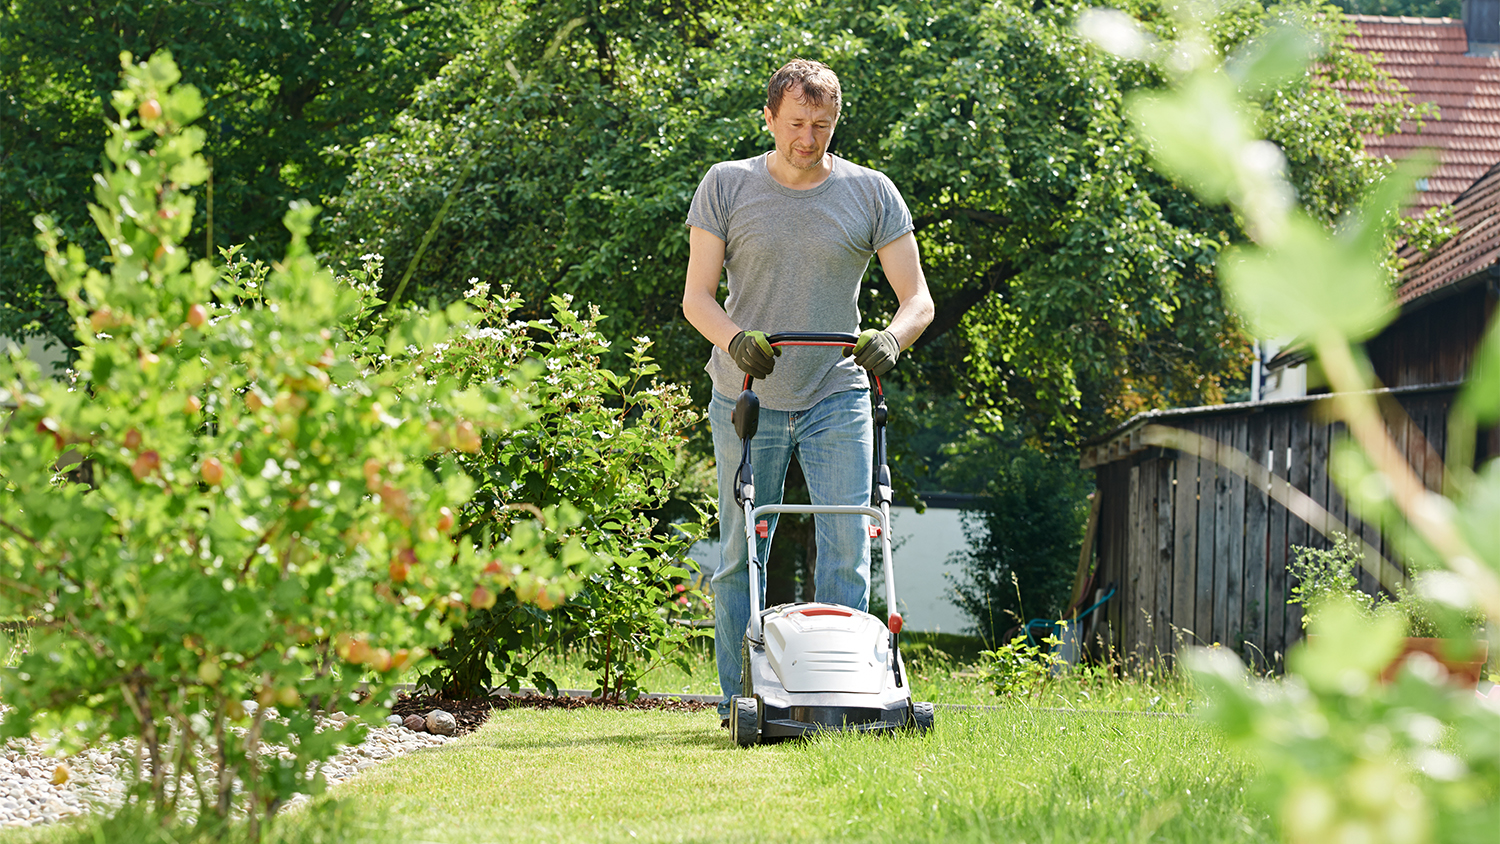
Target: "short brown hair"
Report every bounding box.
[766,59,842,121]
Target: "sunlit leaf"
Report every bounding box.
[1221,211,1394,340]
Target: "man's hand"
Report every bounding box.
[728,330,780,379]
[845,328,900,376]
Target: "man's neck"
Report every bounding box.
[766,151,833,190]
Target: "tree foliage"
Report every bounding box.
[1,0,472,347]
[1328,0,1458,16]
[331,0,1413,440]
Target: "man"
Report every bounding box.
[681,58,934,725]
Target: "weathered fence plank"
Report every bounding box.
[1263,412,1288,664]
[1155,458,1175,661]
[1194,418,1220,647]
[1243,411,1270,669]
[1128,462,1148,662]
[1212,418,1233,648]
[1283,411,1312,653]
[1224,416,1247,653]
[1172,444,1198,647]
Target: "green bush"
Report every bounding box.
[949,431,1093,644]
[390,285,714,701]
[0,53,583,836]
[1287,532,1371,624]
[976,630,1069,698]
[1289,533,1483,637]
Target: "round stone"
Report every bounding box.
[424,710,457,736]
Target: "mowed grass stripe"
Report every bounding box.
[325,708,842,843]
[318,706,1269,844]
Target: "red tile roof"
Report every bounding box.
[1345,15,1500,213]
[1397,160,1500,302]
[1344,15,1500,302]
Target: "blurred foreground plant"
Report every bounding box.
[1081,4,1500,842]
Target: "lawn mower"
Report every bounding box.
[727,332,934,746]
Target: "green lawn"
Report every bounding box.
[7,631,1267,844]
[285,704,1267,844]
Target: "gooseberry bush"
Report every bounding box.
[0,53,590,836]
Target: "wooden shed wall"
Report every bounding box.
[1086,388,1456,672]
[1366,284,1494,390]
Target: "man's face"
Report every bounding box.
[764,86,837,171]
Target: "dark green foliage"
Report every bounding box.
[1328,0,1459,17]
[426,596,562,698]
[331,0,1410,442]
[949,431,1093,644]
[1,0,472,347]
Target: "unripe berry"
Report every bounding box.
[470,585,497,610]
[131,450,161,481]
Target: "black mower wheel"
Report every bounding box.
[731,696,760,746]
[909,701,935,734]
[741,638,754,697]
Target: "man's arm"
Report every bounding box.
[876,232,934,349]
[682,225,740,352]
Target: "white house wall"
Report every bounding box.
[686,503,978,635]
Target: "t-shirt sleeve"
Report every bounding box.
[685,165,729,242]
[871,173,915,251]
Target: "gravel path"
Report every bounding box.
[0,714,451,830]
[1,690,716,830]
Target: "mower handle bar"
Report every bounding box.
[739,332,882,394]
[752,503,883,521]
[765,331,859,346]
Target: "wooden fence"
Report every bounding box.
[1078,384,1457,671]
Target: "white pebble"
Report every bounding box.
[0,707,456,829]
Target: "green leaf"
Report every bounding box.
[1127,73,1251,205]
[1226,23,1320,95]
[1221,211,1394,341]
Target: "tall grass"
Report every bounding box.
[508,630,1206,718]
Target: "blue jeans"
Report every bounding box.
[708,388,874,717]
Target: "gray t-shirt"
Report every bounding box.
[686,152,914,411]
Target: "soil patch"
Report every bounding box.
[391,692,714,737]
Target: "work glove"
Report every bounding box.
[845,328,900,376]
[728,330,779,379]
